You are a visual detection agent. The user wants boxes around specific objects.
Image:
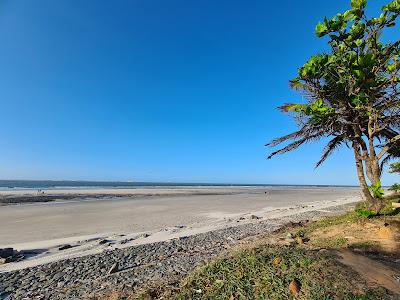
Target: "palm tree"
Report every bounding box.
[267,0,400,212]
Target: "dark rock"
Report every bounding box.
[99,239,109,245]
[0,248,14,258]
[58,245,73,251]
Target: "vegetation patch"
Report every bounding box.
[312,236,348,249]
[101,209,400,300]
[134,246,393,300]
[348,241,383,253]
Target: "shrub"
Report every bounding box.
[356,209,377,218]
[355,198,400,217]
[369,181,384,199]
[388,183,400,193]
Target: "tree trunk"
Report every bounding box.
[367,136,381,184]
[352,144,383,212]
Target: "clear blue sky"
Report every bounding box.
[0,0,398,185]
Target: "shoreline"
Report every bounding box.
[0,201,358,299]
[0,186,360,205]
[0,193,359,273]
[0,187,361,273]
[0,187,260,205]
[0,187,361,247]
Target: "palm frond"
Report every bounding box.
[265,128,306,147]
[315,135,346,168]
[267,133,323,159]
[278,103,305,113]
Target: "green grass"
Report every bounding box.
[304,211,360,233]
[355,198,400,217]
[313,236,348,249]
[348,241,383,252]
[302,199,399,234]
[130,205,400,300]
[137,246,392,300]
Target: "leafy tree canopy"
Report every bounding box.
[267,0,400,211]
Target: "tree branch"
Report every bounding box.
[377,134,400,160]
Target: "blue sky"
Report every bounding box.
[0,0,398,185]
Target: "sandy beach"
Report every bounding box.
[0,186,360,273]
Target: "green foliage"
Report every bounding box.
[354,201,378,217]
[389,162,400,174]
[389,183,400,192]
[283,99,335,124]
[383,0,400,14]
[355,198,400,216]
[268,0,400,174]
[355,208,377,218]
[369,181,384,199]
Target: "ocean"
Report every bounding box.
[0,180,355,190]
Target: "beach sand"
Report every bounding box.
[0,186,361,272]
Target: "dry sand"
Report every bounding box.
[0,186,361,272]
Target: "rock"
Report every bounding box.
[0,257,7,265]
[140,233,150,238]
[108,263,119,275]
[295,237,305,244]
[99,239,109,245]
[13,254,25,262]
[0,248,14,258]
[289,279,301,295]
[249,215,260,220]
[58,245,73,251]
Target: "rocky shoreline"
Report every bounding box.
[0,203,355,300]
[0,191,253,205]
